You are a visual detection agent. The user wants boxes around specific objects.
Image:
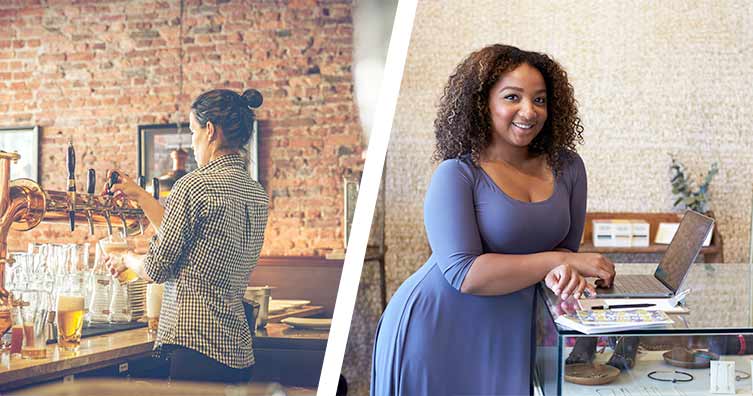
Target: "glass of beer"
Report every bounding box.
[146,283,164,333]
[99,233,138,284]
[56,293,85,351]
[19,291,50,359]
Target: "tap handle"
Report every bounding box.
[67,140,76,231]
[152,178,160,200]
[137,176,146,189]
[66,140,76,179]
[107,171,120,196]
[87,169,96,195]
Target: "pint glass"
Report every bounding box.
[146,283,164,333]
[57,294,85,351]
[99,234,137,284]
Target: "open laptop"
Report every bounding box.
[593,210,714,298]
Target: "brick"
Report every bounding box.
[3,0,363,257]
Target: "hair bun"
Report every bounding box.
[242,89,263,109]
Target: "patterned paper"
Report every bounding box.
[577,309,673,326]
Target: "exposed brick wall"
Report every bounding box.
[0,0,363,257]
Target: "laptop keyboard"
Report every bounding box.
[612,275,667,295]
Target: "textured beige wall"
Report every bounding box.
[386,0,753,295]
[343,2,753,394]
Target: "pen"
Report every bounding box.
[591,303,655,310]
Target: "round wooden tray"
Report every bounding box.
[564,363,620,385]
[662,348,719,369]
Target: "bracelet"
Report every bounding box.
[739,334,747,355]
[736,369,751,381]
[647,370,694,383]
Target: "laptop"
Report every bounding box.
[593,210,714,298]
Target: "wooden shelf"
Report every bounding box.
[580,241,721,255]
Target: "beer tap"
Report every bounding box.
[66,139,76,232]
[118,212,128,237]
[0,152,150,327]
[106,172,129,237]
[102,171,119,237]
[152,178,160,201]
[136,176,146,234]
[85,169,96,235]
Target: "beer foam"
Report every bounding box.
[57,295,85,311]
[101,241,129,255]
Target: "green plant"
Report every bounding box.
[669,155,719,214]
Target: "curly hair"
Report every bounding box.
[433,44,584,173]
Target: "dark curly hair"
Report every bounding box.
[433,44,583,173]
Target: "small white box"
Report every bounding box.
[592,220,614,247]
[611,220,632,247]
[630,221,650,247]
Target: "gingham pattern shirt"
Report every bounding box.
[143,154,268,368]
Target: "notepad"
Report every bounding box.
[555,309,675,334]
[576,309,674,326]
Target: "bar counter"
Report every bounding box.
[0,323,329,392]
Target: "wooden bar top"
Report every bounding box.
[0,323,328,391]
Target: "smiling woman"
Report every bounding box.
[370,44,615,396]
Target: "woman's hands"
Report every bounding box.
[104,169,148,203]
[103,169,165,230]
[544,264,594,301]
[562,252,615,287]
[105,252,154,283]
[105,254,127,278]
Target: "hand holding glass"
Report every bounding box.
[99,235,138,284]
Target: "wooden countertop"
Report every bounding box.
[11,378,315,396]
[0,323,329,391]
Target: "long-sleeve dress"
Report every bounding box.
[371,152,587,395]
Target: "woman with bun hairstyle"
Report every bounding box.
[107,89,268,383]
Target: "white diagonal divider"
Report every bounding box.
[317,0,418,394]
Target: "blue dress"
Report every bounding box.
[371,153,587,395]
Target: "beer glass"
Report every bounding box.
[146,283,163,333]
[99,233,137,284]
[56,293,85,351]
[19,291,51,359]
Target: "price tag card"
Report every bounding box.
[710,360,735,394]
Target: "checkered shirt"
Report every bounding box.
[143,154,268,368]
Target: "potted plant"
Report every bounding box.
[669,155,719,214]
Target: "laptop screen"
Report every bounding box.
[654,210,714,293]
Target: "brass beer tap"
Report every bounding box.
[0,150,150,338]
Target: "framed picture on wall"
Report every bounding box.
[138,123,195,192]
[138,121,262,192]
[0,126,39,181]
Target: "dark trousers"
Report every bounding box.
[168,345,254,384]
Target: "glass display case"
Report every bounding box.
[535,263,753,396]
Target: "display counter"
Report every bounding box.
[0,323,328,392]
[536,263,752,396]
